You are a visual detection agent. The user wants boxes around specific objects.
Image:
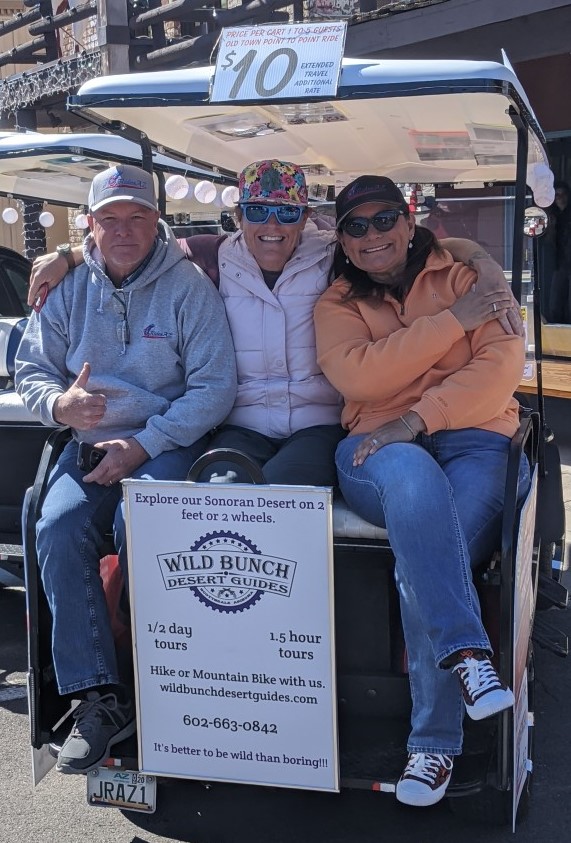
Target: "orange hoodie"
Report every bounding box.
[314,249,524,438]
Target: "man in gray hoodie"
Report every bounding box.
[15,164,237,774]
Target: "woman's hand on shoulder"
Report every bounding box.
[465,251,524,336]
[28,250,75,306]
[353,413,426,466]
[449,282,514,333]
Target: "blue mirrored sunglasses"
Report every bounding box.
[339,210,405,238]
[239,203,304,225]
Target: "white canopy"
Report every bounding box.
[70,57,548,189]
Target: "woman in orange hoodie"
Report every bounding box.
[314,175,530,809]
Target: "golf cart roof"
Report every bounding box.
[69,57,548,189]
[0,131,224,213]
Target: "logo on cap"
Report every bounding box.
[105,174,149,191]
[347,183,382,199]
[89,164,158,212]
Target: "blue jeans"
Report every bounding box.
[37,437,207,695]
[336,429,530,755]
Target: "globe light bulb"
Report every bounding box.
[2,207,18,224]
[39,211,55,228]
[165,175,190,200]
[534,187,555,208]
[194,180,217,204]
[74,213,89,229]
[221,186,240,207]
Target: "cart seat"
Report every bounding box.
[0,389,41,423]
[0,316,45,422]
[0,316,26,380]
[189,448,390,543]
[332,496,388,541]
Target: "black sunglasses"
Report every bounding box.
[239,203,304,225]
[339,210,405,238]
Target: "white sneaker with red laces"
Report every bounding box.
[452,649,514,721]
[396,752,453,807]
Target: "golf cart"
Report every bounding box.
[23,27,569,828]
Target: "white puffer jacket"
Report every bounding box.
[217,225,342,438]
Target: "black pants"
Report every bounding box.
[198,423,346,485]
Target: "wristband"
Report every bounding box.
[399,415,416,440]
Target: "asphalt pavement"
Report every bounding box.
[1,397,570,843]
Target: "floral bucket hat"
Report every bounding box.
[238,160,308,205]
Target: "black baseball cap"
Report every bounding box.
[336,176,408,227]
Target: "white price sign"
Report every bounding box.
[124,480,339,792]
[211,22,347,102]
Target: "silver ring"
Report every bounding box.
[371,438,378,446]
[492,302,497,313]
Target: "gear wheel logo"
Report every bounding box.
[189,532,264,613]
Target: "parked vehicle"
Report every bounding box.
[0,247,50,585]
[22,37,569,828]
[0,245,31,316]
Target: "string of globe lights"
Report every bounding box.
[0,176,240,238]
[164,174,239,209]
[2,198,59,259]
[2,198,56,229]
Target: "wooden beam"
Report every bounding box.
[133,0,292,29]
[144,0,166,51]
[345,0,571,60]
[0,36,47,68]
[135,29,219,68]
[96,0,129,75]
[28,2,96,36]
[136,9,290,68]
[0,7,41,37]
[195,0,292,27]
[132,0,218,28]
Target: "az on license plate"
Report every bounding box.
[87,767,156,813]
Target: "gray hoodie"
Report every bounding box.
[15,221,237,458]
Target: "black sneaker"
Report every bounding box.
[452,649,514,721]
[396,752,453,807]
[56,690,136,774]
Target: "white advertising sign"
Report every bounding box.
[512,467,537,830]
[211,22,347,102]
[124,480,338,792]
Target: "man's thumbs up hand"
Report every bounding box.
[53,361,107,429]
[73,361,91,390]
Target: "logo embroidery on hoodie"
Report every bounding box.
[143,324,173,339]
